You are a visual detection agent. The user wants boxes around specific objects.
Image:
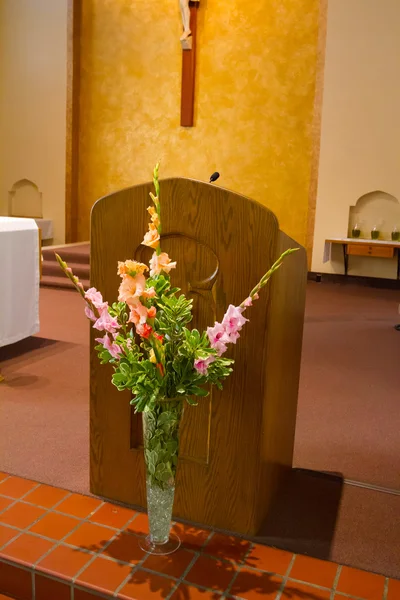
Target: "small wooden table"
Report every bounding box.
[325,238,400,278]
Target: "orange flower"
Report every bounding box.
[147,306,157,318]
[149,252,177,277]
[136,323,153,339]
[147,206,160,229]
[142,223,160,249]
[117,260,148,277]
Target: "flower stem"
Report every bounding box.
[242,247,299,307]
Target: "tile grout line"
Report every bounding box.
[222,540,255,599]
[0,482,45,551]
[164,550,203,600]
[274,553,297,600]
[334,591,383,600]
[32,494,103,566]
[0,491,114,597]
[114,530,216,599]
[383,577,389,600]
[330,565,342,600]
[68,511,142,596]
[30,497,107,598]
[0,519,388,600]
[112,533,155,598]
[0,480,395,600]
[67,511,139,593]
[73,582,112,600]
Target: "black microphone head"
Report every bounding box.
[209,172,220,183]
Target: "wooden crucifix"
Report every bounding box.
[180,0,200,127]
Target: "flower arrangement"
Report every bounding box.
[56,164,297,554]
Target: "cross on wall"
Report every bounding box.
[180,0,200,127]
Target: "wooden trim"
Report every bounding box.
[305,0,328,268]
[180,3,198,127]
[65,0,82,243]
[327,238,400,248]
[308,271,400,290]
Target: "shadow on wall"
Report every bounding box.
[348,191,400,239]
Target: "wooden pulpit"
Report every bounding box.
[90,178,307,536]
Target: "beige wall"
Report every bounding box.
[312,0,400,278]
[0,0,68,244]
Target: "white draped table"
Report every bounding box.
[0,217,40,347]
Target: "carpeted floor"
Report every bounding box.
[1,282,400,577]
[295,282,400,490]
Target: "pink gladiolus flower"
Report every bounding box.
[207,322,230,356]
[194,355,215,375]
[243,296,253,307]
[93,309,120,334]
[85,287,107,310]
[128,302,148,326]
[149,252,177,277]
[95,334,122,359]
[221,304,248,343]
[85,306,96,321]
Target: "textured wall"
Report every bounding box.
[78,0,320,244]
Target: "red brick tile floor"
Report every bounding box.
[0,473,398,600]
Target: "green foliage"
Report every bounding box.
[143,401,183,489]
[96,280,234,413]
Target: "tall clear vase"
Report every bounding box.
[139,399,183,555]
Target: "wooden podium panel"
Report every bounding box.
[90,178,307,536]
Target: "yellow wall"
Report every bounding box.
[0,0,68,245]
[78,0,320,243]
[312,0,400,278]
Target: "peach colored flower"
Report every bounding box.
[142,223,160,249]
[149,252,177,277]
[118,273,145,304]
[118,273,156,306]
[128,302,148,326]
[147,206,160,229]
[117,260,148,277]
[148,306,156,318]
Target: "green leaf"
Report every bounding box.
[186,396,198,406]
[188,386,209,397]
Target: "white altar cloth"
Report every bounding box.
[0,217,40,347]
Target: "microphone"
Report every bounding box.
[209,172,220,183]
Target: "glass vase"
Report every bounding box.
[139,399,183,555]
[371,227,380,240]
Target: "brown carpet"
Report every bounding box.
[0,282,399,577]
[295,281,400,490]
[41,243,90,290]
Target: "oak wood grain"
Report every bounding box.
[90,178,307,535]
